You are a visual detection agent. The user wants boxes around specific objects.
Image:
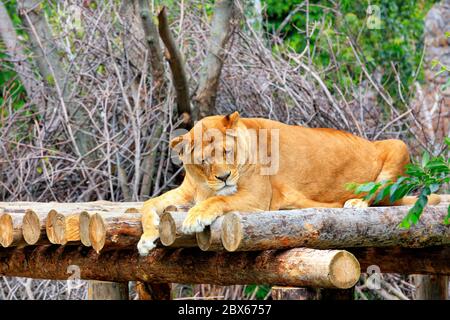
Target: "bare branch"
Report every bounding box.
[157,6,191,125]
[18,0,97,161]
[194,0,235,119]
[136,0,165,96]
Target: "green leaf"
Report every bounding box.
[373,185,391,204]
[390,183,415,203]
[425,158,449,173]
[421,151,430,167]
[399,194,427,229]
[444,206,450,225]
[345,182,358,191]
[445,137,450,147]
[405,164,424,177]
[355,182,377,194]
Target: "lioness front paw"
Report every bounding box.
[137,234,159,256]
[181,206,219,234]
[344,198,369,208]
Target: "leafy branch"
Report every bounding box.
[346,138,450,228]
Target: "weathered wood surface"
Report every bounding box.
[221,205,450,252]
[196,216,225,251]
[0,246,360,289]
[22,210,48,245]
[0,202,144,247]
[87,281,129,300]
[89,212,143,253]
[0,213,25,247]
[79,211,92,247]
[159,211,197,247]
[413,275,449,300]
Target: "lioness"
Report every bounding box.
[137,111,439,255]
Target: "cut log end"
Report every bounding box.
[0,213,13,247]
[221,212,242,252]
[89,213,106,253]
[46,209,59,244]
[329,251,360,289]
[196,227,212,251]
[53,213,66,245]
[159,212,176,246]
[22,209,40,245]
[79,211,91,246]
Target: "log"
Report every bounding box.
[221,205,450,252]
[79,211,92,246]
[45,209,60,244]
[413,275,449,300]
[89,212,143,253]
[46,211,81,245]
[22,209,48,245]
[135,282,171,300]
[350,246,450,275]
[159,211,197,247]
[0,213,25,247]
[0,246,360,289]
[87,281,129,300]
[60,213,81,244]
[196,216,225,251]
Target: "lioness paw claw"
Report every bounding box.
[137,235,158,256]
[181,214,215,234]
[344,199,369,208]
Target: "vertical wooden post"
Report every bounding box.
[135,282,172,300]
[87,281,129,300]
[413,275,449,300]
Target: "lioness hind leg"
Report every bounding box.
[343,198,369,208]
[345,139,410,208]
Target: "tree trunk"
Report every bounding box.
[193,0,235,119]
[0,246,360,289]
[221,206,450,252]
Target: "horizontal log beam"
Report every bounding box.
[221,205,450,251]
[350,246,450,275]
[0,246,360,289]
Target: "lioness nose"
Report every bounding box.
[215,172,231,182]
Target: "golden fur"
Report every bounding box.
[137,112,440,255]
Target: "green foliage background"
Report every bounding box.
[0,0,26,112]
[263,0,439,107]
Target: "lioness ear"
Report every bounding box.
[169,134,191,156]
[222,111,240,129]
[169,135,184,149]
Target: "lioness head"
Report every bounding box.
[170,112,250,195]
